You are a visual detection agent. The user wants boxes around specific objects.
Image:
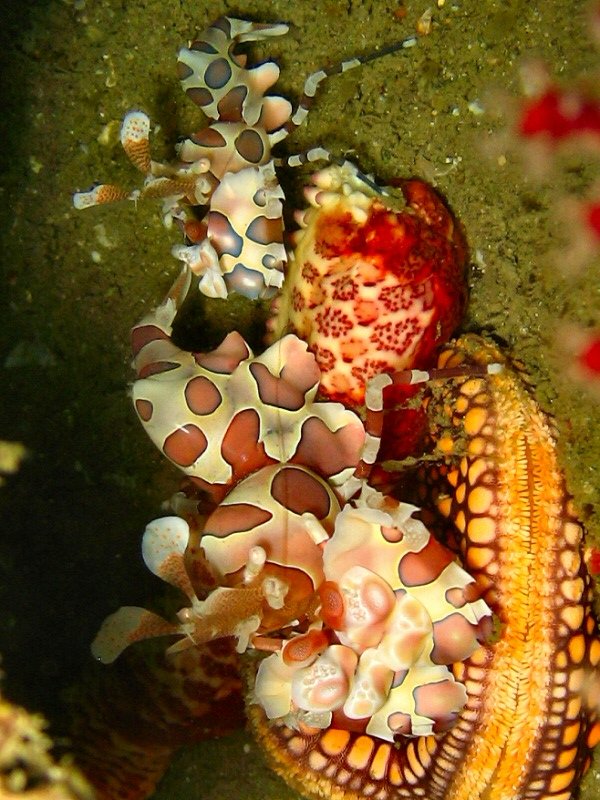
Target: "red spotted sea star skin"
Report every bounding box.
[269,173,467,409]
[245,334,600,800]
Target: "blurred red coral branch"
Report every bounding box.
[504,2,600,397]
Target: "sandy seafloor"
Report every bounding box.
[2,0,600,797]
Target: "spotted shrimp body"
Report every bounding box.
[129,266,366,502]
[92,270,493,742]
[73,16,416,299]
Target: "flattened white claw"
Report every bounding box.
[141,516,195,597]
[72,188,99,210]
[91,606,178,664]
[120,111,152,173]
[120,110,150,146]
[73,184,131,209]
[254,652,297,719]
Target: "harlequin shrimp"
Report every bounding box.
[92,264,493,741]
[70,13,600,800]
[73,16,416,299]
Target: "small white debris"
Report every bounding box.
[29,156,43,174]
[474,249,487,270]
[94,223,116,249]
[97,120,120,146]
[417,8,433,35]
[467,99,485,116]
